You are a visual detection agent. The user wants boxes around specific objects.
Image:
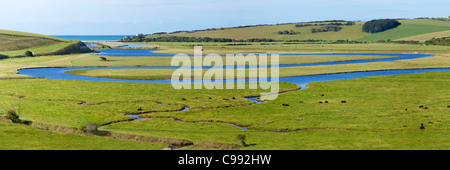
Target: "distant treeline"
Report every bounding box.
[362,19,401,33]
[284,39,364,44]
[311,26,342,33]
[424,37,450,46]
[121,35,369,44]
[376,38,450,46]
[122,36,279,42]
[415,17,450,22]
[295,21,355,27]
[376,39,420,44]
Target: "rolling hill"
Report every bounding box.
[0,29,91,57]
[139,18,450,42]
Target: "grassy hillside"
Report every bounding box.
[0,29,66,51]
[141,19,450,42]
[0,29,91,57]
[0,29,66,41]
[357,19,450,42]
[146,21,368,41]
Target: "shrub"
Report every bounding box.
[3,109,21,123]
[25,51,34,57]
[424,37,450,46]
[85,122,98,134]
[235,134,247,147]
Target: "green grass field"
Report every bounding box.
[0,25,449,150]
[0,121,166,150]
[102,71,450,149]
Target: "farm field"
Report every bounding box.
[143,19,450,42]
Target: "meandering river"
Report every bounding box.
[18,49,448,89]
[17,47,450,126]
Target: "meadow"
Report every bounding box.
[0,19,449,149]
[2,45,448,149]
[103,71,450,149]
[0,121,166,150]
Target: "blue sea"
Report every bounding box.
[51,35,134,41]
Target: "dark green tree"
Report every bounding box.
[362,19,401,33]
[25,51,34,57]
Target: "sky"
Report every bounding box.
[0,0,448,35]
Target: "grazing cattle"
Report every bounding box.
[324,101,329,104]
[299,101,304,103]
[420,123,425,130]
[209,97,212,99]
[428,122,434,124]
[321,94,324,97]
[424,107,428,110]
[182,98,186,101]
[232,97,236,99]
[403,125,407,127]
[137,107,143,111]
[437,120,441,122]
[195,97,198,99]
[405,108,408,111]
[447,105,450,108]
[319,101,323,104]
[282,104,289,106]
[341,100,347,103]
[223,98,229,101]
[419,105,424,108]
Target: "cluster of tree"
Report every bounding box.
[285,39,364,44]
[277,30,300,35]
[313,20,347,22]
[152,32,167,35]
[295,22,355,27]
[424,37,450,46]
[416,17,450,22]
[225,43,253,46]
[332,40,364,44]
[370,37,449,46]
[362,19,401,33]
[284,39,324,42]
[376,39,420,44]
[311,26,342,33]
[246,38,279,42]
[431,18,450,22]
